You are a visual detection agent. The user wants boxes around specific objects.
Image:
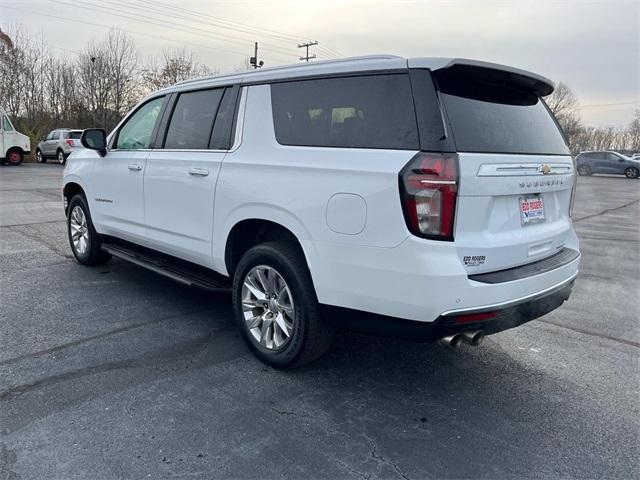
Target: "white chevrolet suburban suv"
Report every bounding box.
[63,56,580,367]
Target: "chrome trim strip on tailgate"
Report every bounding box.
[477,163,573,176]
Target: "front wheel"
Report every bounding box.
[57,150,66,165]
[67,194,111,265]
[36,149,46,163]
[232,241,334,368]
[624,167,639,179]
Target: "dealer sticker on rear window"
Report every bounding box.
[519,195,545,226]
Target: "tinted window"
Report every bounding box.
[439,93,569,155]
[165,89,224,150]
[271,75,419,150]
[116,96,164,150]
[210,88,237,150]
[69,131,82,140]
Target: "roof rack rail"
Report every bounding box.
[174,55,402,87]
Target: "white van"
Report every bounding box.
[0,107,30,166]
[63,56,580,367]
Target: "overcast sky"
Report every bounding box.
[1,0,639,127]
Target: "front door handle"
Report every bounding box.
[188,168,209,177]
[128,163,142,171]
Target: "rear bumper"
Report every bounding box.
[310,230,580,323]
[323,274,575,341]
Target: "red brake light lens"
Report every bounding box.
[66,139,75,148]
[399,153,459,240]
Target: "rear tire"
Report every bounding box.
[232,241,334,368]
[57,149,66,165]
[6,148,23,166]
[577,165,592,176]
[624,167,639,179]
[67,194,111,266]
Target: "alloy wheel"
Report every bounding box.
[70,206,89,255]
[58,151,65,164]
[241,265,295,350]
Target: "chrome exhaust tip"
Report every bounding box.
[461,330,485,346]
[439,334,463,348]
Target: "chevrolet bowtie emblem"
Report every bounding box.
[540,164,552,175]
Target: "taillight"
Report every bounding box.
[66,139,75,148]
[399,152,459,240]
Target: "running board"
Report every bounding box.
[101,243,230,292]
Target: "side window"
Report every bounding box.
[607,153,621,161]
[271,74,419,150]
[3,116,14,131]
[52,131,60,140]
[116,96,165,150]
[164,89,224,150]
[210,88,238,150]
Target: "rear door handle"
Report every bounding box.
[128,163,142,171]
[188,168,209,177]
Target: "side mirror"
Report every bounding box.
[81,128,107,157]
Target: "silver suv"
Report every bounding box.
[36,129,82,165]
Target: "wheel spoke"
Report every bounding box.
[274,312,290,337]
[245,314,263,329]
[256,268,271,294]
[244,277,266,301]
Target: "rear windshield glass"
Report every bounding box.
[271,74,419,150]
[69,132,82,139]
[436,70,569,155]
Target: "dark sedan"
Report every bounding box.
[575,151,640,178]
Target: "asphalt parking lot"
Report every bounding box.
[1,163,638,479]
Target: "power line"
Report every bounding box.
[82,0,301,58]
[2,5,251,57]
[580,101,639,109]
[52,0,297,61]
[128,0,344,57]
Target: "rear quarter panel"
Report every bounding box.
[212,84,415,279]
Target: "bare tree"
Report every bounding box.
[142,46,213,92]
[627,109,640,151]
[545,82,583,152]
[105,29,138,121]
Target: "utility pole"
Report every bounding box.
[298,41,318,62]
[249,42,263,69]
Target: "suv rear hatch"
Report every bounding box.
[410,60,575,274]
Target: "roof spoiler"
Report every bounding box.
[409,58,555,97]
